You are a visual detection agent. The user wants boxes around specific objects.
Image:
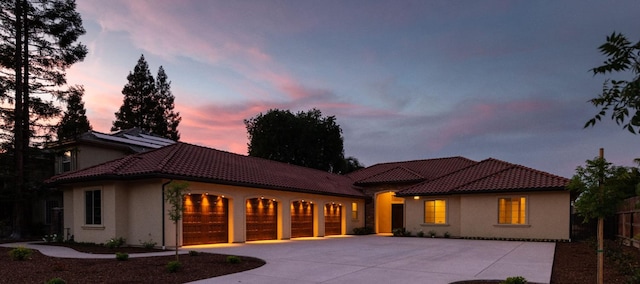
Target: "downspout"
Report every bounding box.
[161,179,173,250]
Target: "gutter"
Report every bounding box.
[161,179,173,250]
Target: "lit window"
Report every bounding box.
[498,197,527,224]
[62,151,72,172]
[85,190,101,225]
[424,199,446,224]
[351,202,358,220]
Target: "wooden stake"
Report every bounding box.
[598,148,604,284]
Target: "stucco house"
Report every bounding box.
[46,142,570,248]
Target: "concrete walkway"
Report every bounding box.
[1,235,556,284]
[0,242,185,258]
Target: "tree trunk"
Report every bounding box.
[11,0,25,240]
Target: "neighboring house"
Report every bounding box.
[45,143,570,247]
[40,128,175,235]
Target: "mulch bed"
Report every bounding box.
[0,246,265,284]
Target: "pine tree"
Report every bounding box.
[57,85,91,140]
[112,54,157,133]
[154,66,181,141]
[0,0,87,237]
[112,56,181,140]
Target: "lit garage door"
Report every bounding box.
[291,201,314,238]
[246,198,278,241]
[324,203,342,236]
[183,194,228,245]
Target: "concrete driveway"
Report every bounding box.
[186,235,555,284]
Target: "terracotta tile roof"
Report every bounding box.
[46,143,365,198]
[347,157,477,185]
[396,158,569,196]
[354,166,425,185]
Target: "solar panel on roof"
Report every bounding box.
[123,134,174,147]
[92,132,164,149]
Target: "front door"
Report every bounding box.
[391,204,404,230]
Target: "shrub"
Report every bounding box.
[501,276,527,284]
[105,237,126,249]
[8,246,32,261]
[444,232,451,238]
[139,239,157,249]
[115,252,129,261]
[226,255,242,263]
[43,234,62,243]
[416,230,425,237]
[392,227,411,237]
[428,230,437,238]
[46,277,66,284]
[166,261,182,273]
[352,226,374,235]
[188,250,199,256]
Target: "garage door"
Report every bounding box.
[246,198,278,241]
[291,201,314,238]
[183,194,228,245]
[324,203,342,236]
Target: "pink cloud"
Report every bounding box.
[427,99,554,151]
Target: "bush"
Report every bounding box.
[428,230,437,238]
[444,232,451,238]
[46,277,66,284]
[352,226,374,235]
[393,228,411,237]
[188,250,199,256]
[226,255,242,263]
[501,276,527,284]
[115,252,129,261]
[8,246,32,261]
[166,261,182,273]
[139,239,157,249]
[105,237,126,249]
[416,231,425,237]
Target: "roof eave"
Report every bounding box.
[396,186,568,197]
[47,173,367,199]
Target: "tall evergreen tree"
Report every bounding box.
[153,66,180,140]
[112,54,157,133]
[112,56,181,140]
[0,0,87,237]
[57,85,91,140]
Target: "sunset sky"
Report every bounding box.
[65,0,640,177]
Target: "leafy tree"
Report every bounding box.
[338,156,365,174]
[245,108,345,172]
[568,155,638,284]
[0,0,86,237]
[164,181,189,261]
[153,66,180,140]
[57,85,91,140]
[568,157,636,221]
[112,56,181,140]
[585,32,640,133]
[112,54,157,133]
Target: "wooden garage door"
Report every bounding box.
[324,203,342,236]
[183,194,228,246]
[291,201,314,238]
[246,198,278,241]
